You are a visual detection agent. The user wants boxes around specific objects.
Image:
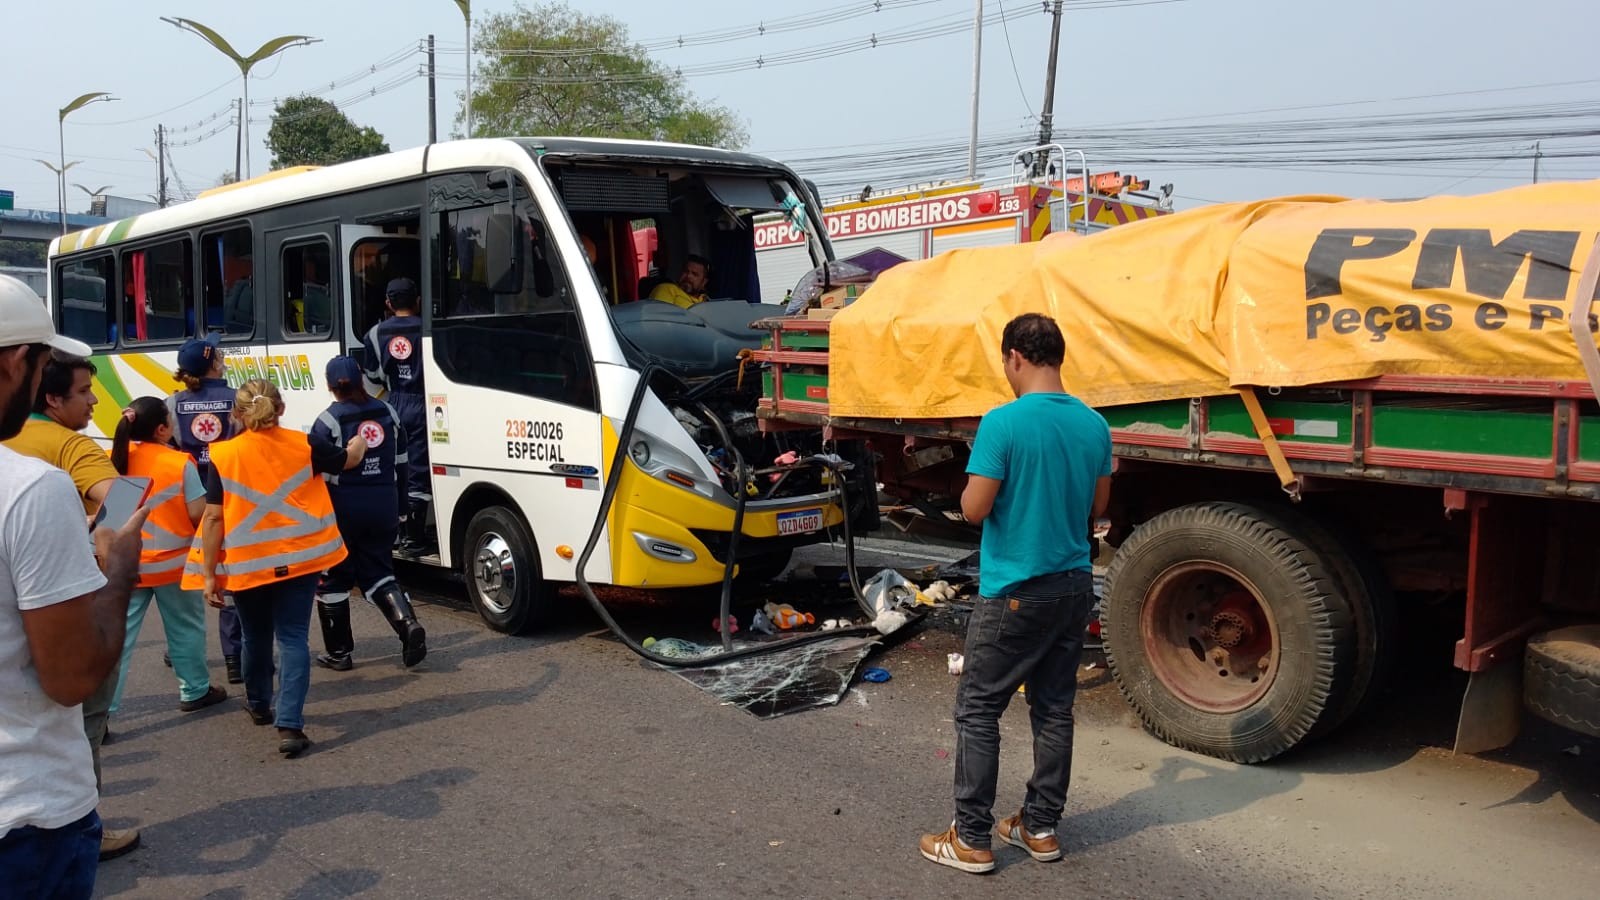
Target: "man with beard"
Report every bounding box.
[0,275,146,894]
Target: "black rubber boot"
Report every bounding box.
[398,500,437,558]
[371,583,428,668]
[314,598,355,671]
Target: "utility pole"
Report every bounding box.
[1533,140,1542,184]
[234,99,244,183]
[1034,0,1065,176]
[966,0,983,181]
[427,35,438,143]
[156,125,169,207]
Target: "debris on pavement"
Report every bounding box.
[947,653,964,675]
[711,615,739,635]
[750,609,776,635]
[764,601,816,630]
[861,667,892,683]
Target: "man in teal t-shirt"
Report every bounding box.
[919,313,1111,875]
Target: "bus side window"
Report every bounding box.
[281,240,333,338]
[121,237,194,344]
[201,225,254,337]
[55,255,116,348]
[429,173,596,411]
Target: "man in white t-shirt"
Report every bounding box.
[0,275,147,897]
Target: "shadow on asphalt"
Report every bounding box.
[1066,754,1304,853]
[96,768,475,897]
[312,660,561,754]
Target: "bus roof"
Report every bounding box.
[49,137,798,259]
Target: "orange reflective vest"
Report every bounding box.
[121,442,199,587]
[181,426,346,592]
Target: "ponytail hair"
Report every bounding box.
[111,396,172,474]
[173,369,204,392]
[234,379,283,431]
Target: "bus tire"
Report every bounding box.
[463,506,552,635]
[1524,625,1600,739]
[1102,502,1356,764]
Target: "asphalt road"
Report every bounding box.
[92,542,1600,899]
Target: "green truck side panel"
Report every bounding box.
[1580,418,1600,462]
[1102,401,1190,432]
[1205,396,1350,446]
[764,368,829,403]
[1371,406,1551,457]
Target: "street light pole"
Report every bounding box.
[967,0,983,181]
[455,0,473,137]
[57,92,116,234]
[160,17,320,180]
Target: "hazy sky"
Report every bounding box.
[3,0,1595,214]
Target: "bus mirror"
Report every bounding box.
[486,204,524,294]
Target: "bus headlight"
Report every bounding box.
[629,440,652,467]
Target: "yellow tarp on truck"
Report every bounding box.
[827,181,1600,419]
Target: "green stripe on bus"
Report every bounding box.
[106,217,137,244]
[94,356,133,408]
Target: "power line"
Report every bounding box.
[995,0,1033,113]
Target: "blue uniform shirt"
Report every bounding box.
[966,392,1112,599]
[363,316,425,395]
[168,378,241,474]
[310,397,409,509]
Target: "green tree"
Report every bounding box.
[467,2,747,148]
[266,96,391,169]
[0,239,46,267]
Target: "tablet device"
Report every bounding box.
[94,476,152,533]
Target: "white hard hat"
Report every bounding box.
[0,274,93,358]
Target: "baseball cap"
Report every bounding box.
[0,273,93,358]
[385,277,418,299]
[176,332,222,377]
[326,355,363,386]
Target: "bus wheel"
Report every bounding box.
[1102,502,1357,763]
[463,506,551,635]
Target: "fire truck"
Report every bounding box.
[754,166,1171,304]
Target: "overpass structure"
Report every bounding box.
[0,207,113,243]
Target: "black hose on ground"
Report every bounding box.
[573,364,885,669]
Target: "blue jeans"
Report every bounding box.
[0,811,101,899]
[952,572,1094,849]
[233,574,318,731]
[111,583,212,713]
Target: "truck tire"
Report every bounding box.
[463,506,553,635]
[1524,625,1600,739]
[1103,502,1356,763]
[1286,512,1397,737]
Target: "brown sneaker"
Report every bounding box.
[178,684,228,712]
[995,812,1062,861]
[918,824,995,874]
[99,826,141,861]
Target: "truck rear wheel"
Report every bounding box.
[1103,502,1356,763]
[1524,625,1600,739]
[1288,513,1397,737]
[463,506,553,635]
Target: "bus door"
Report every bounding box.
[339,225,421,368]
[264,222,343,425]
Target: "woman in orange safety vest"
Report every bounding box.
[182,379,362,758]
[107,396,228,719]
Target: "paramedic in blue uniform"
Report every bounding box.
[361,278,433,556]
[168,333,243,684]
[309,356,427,670]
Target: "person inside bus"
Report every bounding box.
[309,356,427,671]
[647,255,712,309]
[361,278,434,557]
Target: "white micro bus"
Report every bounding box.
[47,138,868,632]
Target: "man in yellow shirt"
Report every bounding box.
[3,357,117,515]
[2,354,141,861]
[648,255,712,309]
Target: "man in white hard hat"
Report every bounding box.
[0,274,148,894]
